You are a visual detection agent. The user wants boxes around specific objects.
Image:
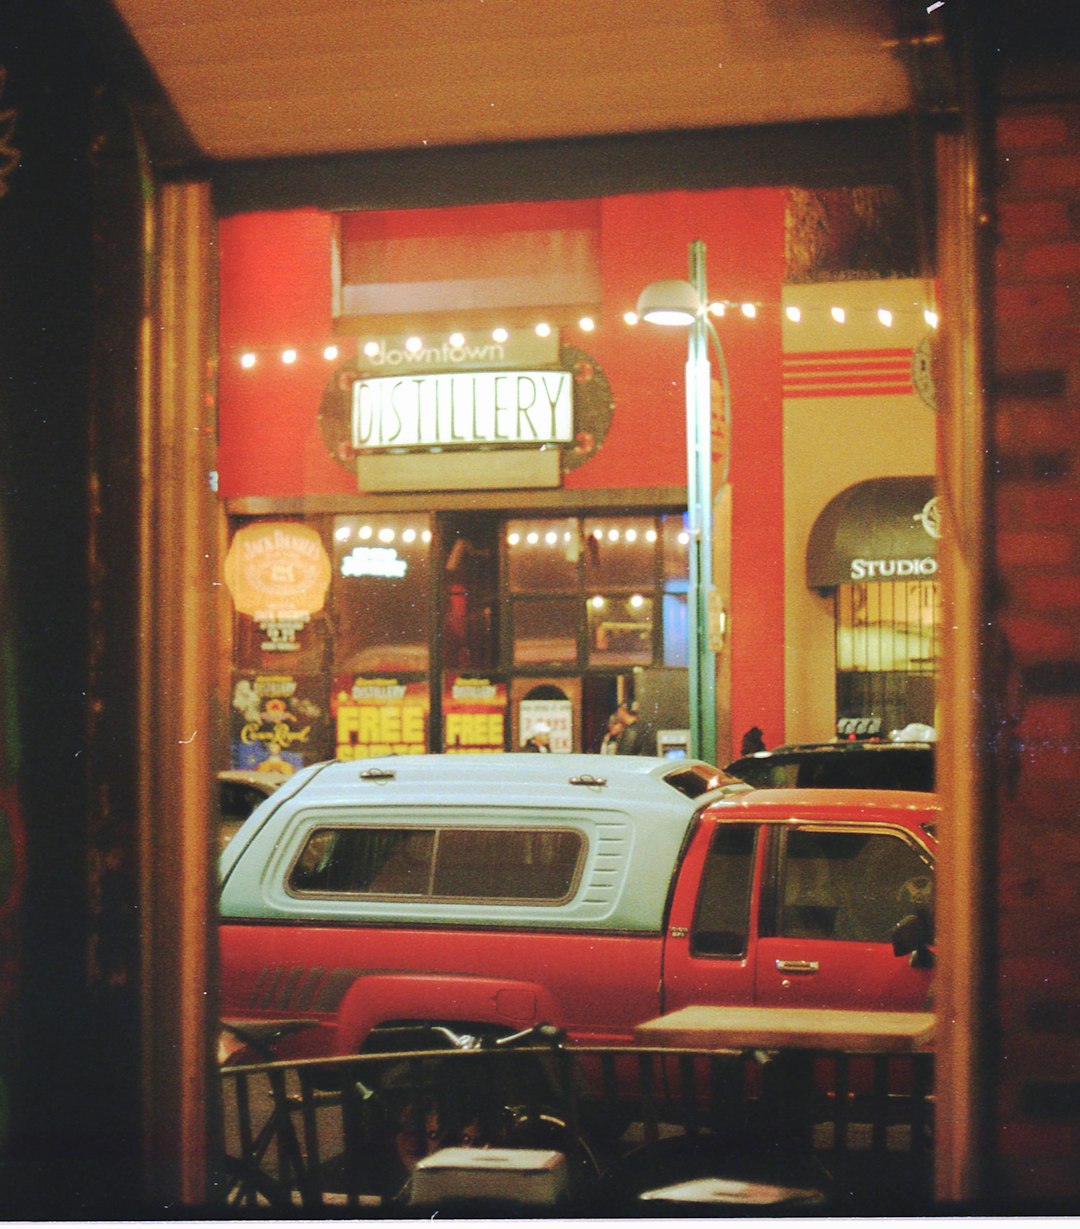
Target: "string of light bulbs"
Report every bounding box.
[231,299,940,369]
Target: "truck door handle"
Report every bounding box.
[775,959,819,974]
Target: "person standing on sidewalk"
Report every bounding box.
[614,702,648,755]
[599,712,623,754]
[521,722,551,752]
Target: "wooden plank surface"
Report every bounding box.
[634,1006,935,1053]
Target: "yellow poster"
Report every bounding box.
[332,676,429,759]
[442,675,507,753]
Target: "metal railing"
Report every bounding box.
[216,1034,934,1214]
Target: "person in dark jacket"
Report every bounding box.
[614,702,647,755]
[741,726,766,755]
[599,712,623,754]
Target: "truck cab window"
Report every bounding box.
[691,824,756,957]
[780,828,934,943]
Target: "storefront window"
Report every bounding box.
[232,608,330,675]
[441,515,500,673]
[227,519,333,675]
[835,580,941,731]
[662,514,691,666]
[223,518,338,773]
[506,514,682,670]
[512,597,579,665]
[662,593,689,667]
[506,518,580,592]
[332,514,433,674]
[226,508,686,763]
[586,593,654,665]
[582,517,656,588]
[663,514,691,585]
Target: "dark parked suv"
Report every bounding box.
[725,722,935,792]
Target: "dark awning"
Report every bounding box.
[806,476,937,589]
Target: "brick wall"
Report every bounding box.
[992,96,1080,1205]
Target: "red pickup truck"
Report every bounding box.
[218,755,936,1058]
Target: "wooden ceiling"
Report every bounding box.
[108,0,916,163]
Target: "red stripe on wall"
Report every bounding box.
[784,347,913,360]
[783,360,912,374]
[782,347,913,397]
[784,371,911,385]
[783,383,915,397]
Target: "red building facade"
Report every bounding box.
[217,189,786,766]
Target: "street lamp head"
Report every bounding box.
[636,278,701,327]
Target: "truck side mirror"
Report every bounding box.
[892,912,934,969]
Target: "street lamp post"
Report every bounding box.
[637,239,726,763]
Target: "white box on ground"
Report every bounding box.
[410,1147,569,1206]
[639,1177,825,1206]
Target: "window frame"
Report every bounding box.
[689,822,759,959]
[769,822,935,944]
[503,513,682,673]
[761,822,934,941]
[330,512,435,677]
[284,822,589,906]
[834,578,942,733]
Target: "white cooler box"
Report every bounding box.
[410,1147,569,1207]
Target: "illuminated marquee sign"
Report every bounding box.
[351,370,573,451]
[849,556,938,580]
[341,546,407,579]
